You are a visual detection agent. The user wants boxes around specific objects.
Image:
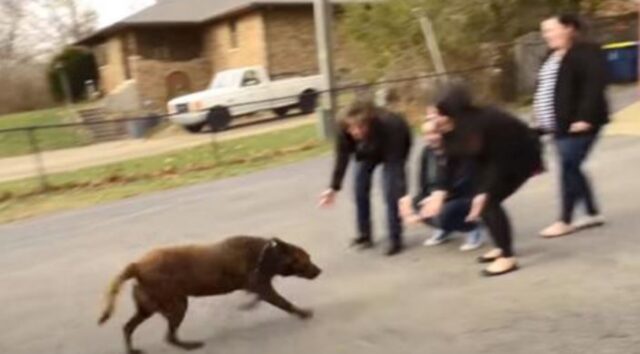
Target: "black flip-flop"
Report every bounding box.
[481,265,519,277]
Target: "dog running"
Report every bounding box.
[98,236,322,354]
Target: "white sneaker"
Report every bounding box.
[460,228,484,252]
[573,215,606,230]
[424,230,450,247]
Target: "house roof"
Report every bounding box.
[77,0,360,45]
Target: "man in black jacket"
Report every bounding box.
[319,99,413,256]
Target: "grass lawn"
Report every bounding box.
[0,124,330,224]
[0,106,93,158]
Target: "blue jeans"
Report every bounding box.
[556,133,601,223]
[354,161,406,245]
[420,198,478,233]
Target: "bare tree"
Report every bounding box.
[0,0,26,63]
[28,0,98,48]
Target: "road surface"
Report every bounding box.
[0,87,638,354]
[3,136,640,353]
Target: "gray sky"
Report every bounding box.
[83,0,156,27]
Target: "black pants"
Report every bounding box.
[481,171,531,258]
[354,160,406,245]
[555,133,600,223]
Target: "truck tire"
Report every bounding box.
[207,106,232,132]
[184,123,205,134]
[299,90,318,114]
[273,107,290,118]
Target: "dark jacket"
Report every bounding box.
[330,109,412,191]
[437,107,542,195]
[550,41,610,137]
[414,147,474,205]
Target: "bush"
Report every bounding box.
[0,65,55,115]
[48,47,98,102]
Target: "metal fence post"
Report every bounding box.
[25,128,49,191]
[209,129,220,164]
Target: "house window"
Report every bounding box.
[136,29,203,61]
[229,20,239,49]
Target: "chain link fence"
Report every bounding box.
[0,65,507,206]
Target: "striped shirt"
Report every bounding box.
[533,53,562,132]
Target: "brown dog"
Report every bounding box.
[98,236,322,354]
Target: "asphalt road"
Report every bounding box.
[1,87,639,354]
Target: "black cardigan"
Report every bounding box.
[329,110,412,191]
[551,41,610,137]
[437,107,542,195]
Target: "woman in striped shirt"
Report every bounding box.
[534,14,610,238]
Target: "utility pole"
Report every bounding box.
[413,8,448,84]
[314,0,337,139]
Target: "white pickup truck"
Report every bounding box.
[167,66,323,133]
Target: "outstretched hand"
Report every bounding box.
[399,196,422,225]
[420,191,447,219]
[319,189,337,208]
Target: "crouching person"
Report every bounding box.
[399,114,484,251]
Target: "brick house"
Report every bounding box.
[78,0,355,112]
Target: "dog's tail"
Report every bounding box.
[98,263,137,325]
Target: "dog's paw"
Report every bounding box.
[296,308,314,320]
[239,300,261,311]
[182,341,205,351]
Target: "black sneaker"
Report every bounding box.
[385,243,404,257]
[351,235,374,249]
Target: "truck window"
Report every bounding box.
[211,70,239,89]
[242,70,261,87]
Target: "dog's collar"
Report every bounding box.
[255,239,278,275]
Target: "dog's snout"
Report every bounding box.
[307,265,322,279]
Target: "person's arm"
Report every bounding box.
[575,44,608,127]
[418,154,452,219]
[414,148,430,205]
[475,159,500,197]
[320,131,353,208]
[329,130,353,191]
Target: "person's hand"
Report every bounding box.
[398,196,415,218]
[466,194,488,223]
[420,191,447,219]
[399,196,422,225]
[319,189,337,208]
[569,121,592,133]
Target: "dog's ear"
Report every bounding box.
[272,238,291,252]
